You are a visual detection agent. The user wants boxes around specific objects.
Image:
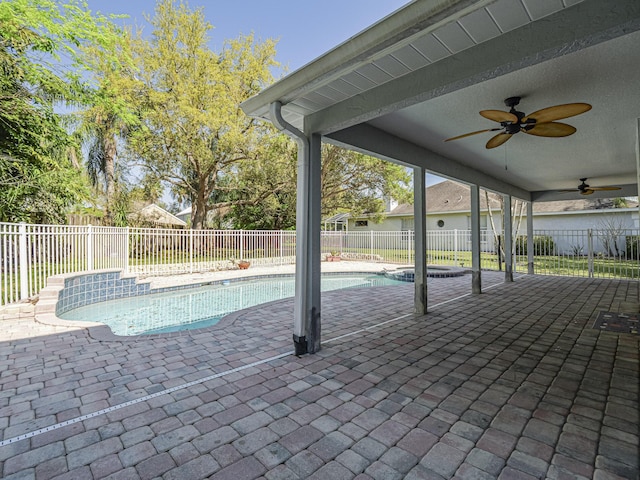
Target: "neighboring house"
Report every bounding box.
[343,180,638,253]
[347,181,505,232]
[129,204,187,229]
[68,204,187,228]
[176,206,192,225]
[175,205,233,229]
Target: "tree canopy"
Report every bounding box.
[0,0,124,223]
[124,0,279,229]
[230,141,412,230]
[1,0,413,229]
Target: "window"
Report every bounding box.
[355,220,368,227]
[401,218,414,231]
[467,215,488,230]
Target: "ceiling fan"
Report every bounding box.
[445,96,592,149]
[558,178,621,196]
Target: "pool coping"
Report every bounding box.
[34,268,413,342]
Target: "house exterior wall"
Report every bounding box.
[529,210,637,231]
[525,210,638,255]
[350,209,636,233]
[348,216,404,232]
[349,212,503,234]
[348,208,638,256]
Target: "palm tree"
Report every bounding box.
[73,104,128,225]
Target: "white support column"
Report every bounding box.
[292,131,311,355]
[527,201,534,275]
[269,101,321,355]
[307,133,322,353]
[470,185,482,294]
[414,167,427,314]
[504,195,513,282]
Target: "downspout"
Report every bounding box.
[269,102,311,355]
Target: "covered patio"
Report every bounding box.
[241,0,640,355]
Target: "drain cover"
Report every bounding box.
[593,311,639,335]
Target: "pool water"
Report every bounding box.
[59,274,407,336]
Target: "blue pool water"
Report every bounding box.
[59,273,407,336]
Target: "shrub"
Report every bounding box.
[516,235,556,256]
[626,235,640,258]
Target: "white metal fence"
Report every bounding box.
[2,223,639,305]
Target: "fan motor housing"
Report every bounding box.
[505,123,521,134]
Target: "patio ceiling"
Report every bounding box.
[241,0,640,202]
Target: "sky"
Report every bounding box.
[85,0,411,76]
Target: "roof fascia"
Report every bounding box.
[241,0,486,118]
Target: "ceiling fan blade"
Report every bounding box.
[444,128,501,142]
[580,189,595,195]
[486,133,512,149]
[590,186,622,191]
[524,122,576,137]
[523,103,592,123]
[479,110,518,123]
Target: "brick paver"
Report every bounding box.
[0,272,638,479]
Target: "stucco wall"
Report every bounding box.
[350,209,636,234]
[530,211,636,231]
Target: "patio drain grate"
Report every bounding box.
[593,311,639,335]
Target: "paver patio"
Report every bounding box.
[0,270,638,479]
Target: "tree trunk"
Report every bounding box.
[191,189,208,230]
[104,136,117,225]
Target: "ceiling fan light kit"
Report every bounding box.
[445,96,592,149]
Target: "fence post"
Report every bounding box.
[87,224,93,271]
[454,229,458,266]
[588,228,594,278]
[280,230,284,265]
[18,223,28,300]
[370,230,374,260]
[240,229,245,260]
[124,227,130,274]
[189,229,194,274]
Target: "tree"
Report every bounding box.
[0,0,125,223]
[321,144,412,220]
[125,0,278,229]
[229,133,298,230]
[73,28,138,225]
[229,141,412,230]
[598,216,626,257]
[484,190,527,269]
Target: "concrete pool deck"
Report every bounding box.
[142,261,414,289]
[0,265,638,479]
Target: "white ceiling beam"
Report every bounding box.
[306,0,640,135]
[326,123,531,200]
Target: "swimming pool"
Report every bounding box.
[58,273,408,336]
